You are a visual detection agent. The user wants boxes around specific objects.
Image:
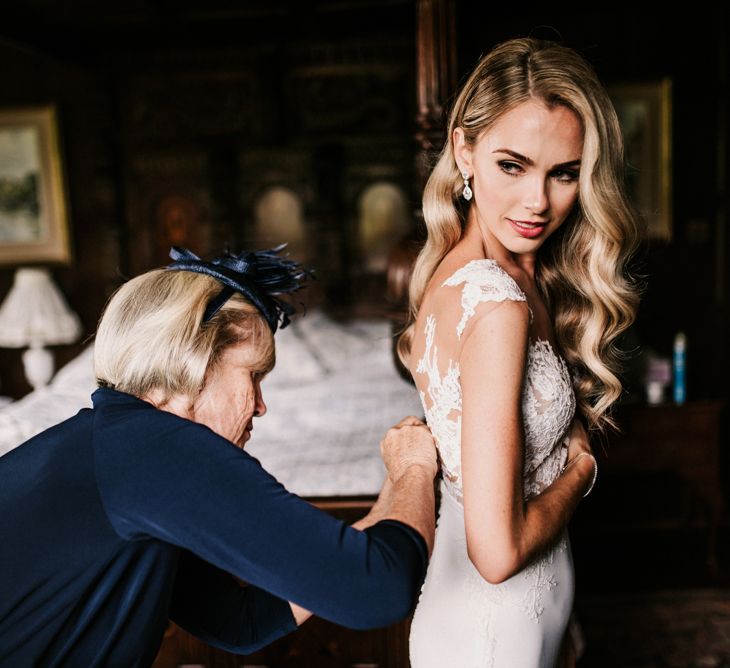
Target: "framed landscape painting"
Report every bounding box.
[607,78,673,241]
[0,106,71,264]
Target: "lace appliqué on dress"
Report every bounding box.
[443,259,535,339]
[467,531,569,632]
[519,532,569,621]
[416,314,462,486]
[522,339,576,499]
[416,259,576,503]
[461,528,569,667]
[417,329,574,504]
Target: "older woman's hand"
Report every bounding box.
[380,416,438,483]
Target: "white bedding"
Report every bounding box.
[0,311,423,497]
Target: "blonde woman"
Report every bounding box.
[402,38,642,666]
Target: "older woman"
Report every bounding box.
[0,247,437,667]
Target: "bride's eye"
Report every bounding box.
[498,161,522,176]
[552,169,580,184]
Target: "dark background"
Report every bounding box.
[0,3,727,404]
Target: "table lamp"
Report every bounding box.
[0,267,81,390]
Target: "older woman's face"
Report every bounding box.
[192,340,268,448]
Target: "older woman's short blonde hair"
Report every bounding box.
[94,268,275,402]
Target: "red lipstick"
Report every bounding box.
[507,218,548,239]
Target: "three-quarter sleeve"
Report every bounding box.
[92,395,428,634]
[169,550,297,653]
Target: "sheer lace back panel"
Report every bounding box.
[412,259,576,502]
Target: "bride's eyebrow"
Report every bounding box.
[492,148,581,169]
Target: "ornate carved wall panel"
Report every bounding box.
[114,24,416,314]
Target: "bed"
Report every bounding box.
[0,309,423,495]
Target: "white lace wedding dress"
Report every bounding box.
[409,259,577,667]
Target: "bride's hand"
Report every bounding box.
[561,415,598,496]
[380,416,438,483]
[565,415,593,464]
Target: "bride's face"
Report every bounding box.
[454,98,584,255]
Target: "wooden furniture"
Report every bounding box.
[598,400,726,571]
[153,617,411,668]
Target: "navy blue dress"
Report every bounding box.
[0,388,427,667]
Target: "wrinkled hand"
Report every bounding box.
[380,416,438,483]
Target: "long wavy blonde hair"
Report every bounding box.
[398,37,644,434]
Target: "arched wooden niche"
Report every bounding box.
[357,182,410,273]
[253,186,309,262]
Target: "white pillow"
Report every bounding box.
[266,315,329,387]
[290,310,395,376]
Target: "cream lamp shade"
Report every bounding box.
[0,268,82,390]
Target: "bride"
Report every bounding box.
[400,37,642,666]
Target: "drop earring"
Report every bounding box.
[462,171,473,201]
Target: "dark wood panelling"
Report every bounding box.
[0,1,418,396]
[5,4,725,401]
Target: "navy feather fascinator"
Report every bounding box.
[166,245,312,332]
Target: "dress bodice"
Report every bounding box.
[414,259,576,503]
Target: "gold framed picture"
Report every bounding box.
[607,78,673,241]
[0,106,71,264]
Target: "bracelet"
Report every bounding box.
[561,452,598,498]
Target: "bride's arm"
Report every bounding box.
[459,300,593,585]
